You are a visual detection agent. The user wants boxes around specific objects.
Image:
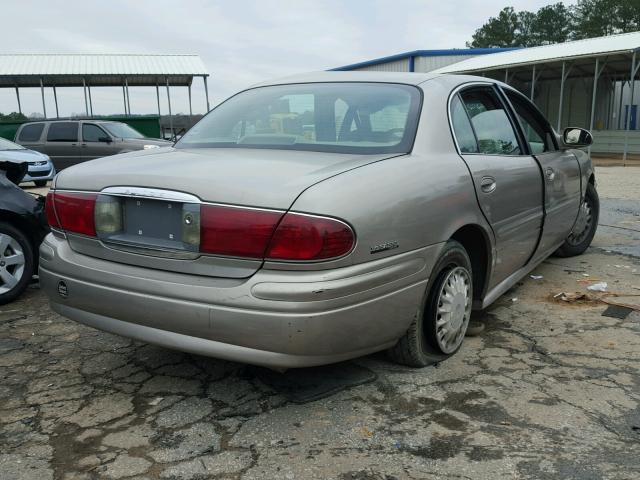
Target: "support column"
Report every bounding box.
[557,62,571,132]
[188,83,193,125]
[166,77,173,141]
[88,83,94,117]
[40,78,47,119]
[156,83,161,116]
[618,80,626,129]
[504,69,509,84]
[82,78,89,116]
[125,78,131,116]
[530,65,536,100]
[589,58,606,132]
[15,87,22,115]
[122,83,128,115]
[623,52,639,165]
[203,76,210,112]
[53,85,59,119]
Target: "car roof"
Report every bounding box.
[18,119,123,126]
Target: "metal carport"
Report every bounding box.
[0,54,210,136]
[434,31,640,165]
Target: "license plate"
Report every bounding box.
[98,197,200,251]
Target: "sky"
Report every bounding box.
[0,0,569,117]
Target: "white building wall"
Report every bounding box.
[352,58,410,72]
[351,54,479,73]
[414,54,477,73]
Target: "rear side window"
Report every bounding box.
[460,87,521,155]
[47,122,79,142]
[505,90,557,154]
[83,124,108,142]
[18,123,44,142]
[450,95,478,153]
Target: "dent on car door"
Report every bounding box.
[501,88,581,258]
[451,85,544,287]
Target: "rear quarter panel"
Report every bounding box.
[267,77,493,272]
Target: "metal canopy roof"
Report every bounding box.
[0,54,209,87]
[434,31,640,78]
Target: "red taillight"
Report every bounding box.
[266,213,354,261]
[48,192,97,237]
[200,205,283,258]
[45,192,60,228]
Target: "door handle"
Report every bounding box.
[480,176,497,193]
[545,167,555,181]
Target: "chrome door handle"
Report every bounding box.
[480,176,497,193]
[545,167,555,181]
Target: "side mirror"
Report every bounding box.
[562,127,593,147]
[99,136,112,144]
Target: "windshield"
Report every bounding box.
[176,82,421,154]
[0,137,25,151]
[102,123,145,139]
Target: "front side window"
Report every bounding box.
[177,82,421,154]
[460,87,521,155]
[505,89,557,154]
[102,123,144,139]
[18,123,44,142]
[47,122,78,142]
[83,124,108,142]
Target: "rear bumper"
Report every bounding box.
[39,234,440,368]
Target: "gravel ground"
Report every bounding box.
[4,168,640,480]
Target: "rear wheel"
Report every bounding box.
[555,183,599,257]
[34,180,48,187]
[0,222,34,305]
[388,240,472,367]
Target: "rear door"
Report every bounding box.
[451,84,544,286]
[81,123,119,160]
[502,88,581,257]
[45,122,82,170]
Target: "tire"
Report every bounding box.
[34,180,48,187]
[555,183,599,258]
[388,240,473,367]
[0,222,35,305]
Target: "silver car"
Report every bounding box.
[39,72,598,369]
[0,137,55,187]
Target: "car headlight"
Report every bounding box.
[143,144,160,150]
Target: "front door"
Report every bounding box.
[452,85,544,286]
[502,89,581,258]
[81,123,118,160]
[44,122,82,170]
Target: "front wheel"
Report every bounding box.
[555,183,599,258]
[388,240,473,367]
[0,222,34,305]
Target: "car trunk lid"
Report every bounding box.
[54,147,398,278]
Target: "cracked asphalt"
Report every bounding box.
[4,167,640,480]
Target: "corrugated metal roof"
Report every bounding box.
[0,54,208,87]
[434,31,640,73]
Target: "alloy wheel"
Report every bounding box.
[0,233,26,295]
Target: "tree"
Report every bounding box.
[468,7,521,48]
[530,3,572,45]
[468,1,640,48]
[0,112,27,122]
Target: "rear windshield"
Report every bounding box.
[176,82,421,154]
